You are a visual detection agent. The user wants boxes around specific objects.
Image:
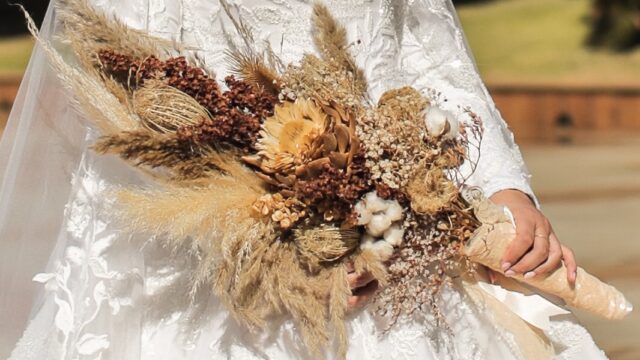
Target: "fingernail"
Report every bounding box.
[572,271,577,281]
[524,271,536,279]
[501,262,511,271]
[505,270,516,277]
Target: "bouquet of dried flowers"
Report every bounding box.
[23,0,630,358]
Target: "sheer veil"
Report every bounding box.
[0,6,85,356]
[0,0,540,358]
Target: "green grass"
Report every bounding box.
[0,36,33,78]
[458,0,640,85]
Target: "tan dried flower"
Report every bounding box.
[247,99,327,175]
[252,192,307,229]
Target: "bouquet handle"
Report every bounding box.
[462,189,632,320]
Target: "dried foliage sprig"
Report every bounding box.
[312,3,367,94]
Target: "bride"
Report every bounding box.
[0,0,609,359]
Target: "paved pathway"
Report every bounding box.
[522,135,640,360]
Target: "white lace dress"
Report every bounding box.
[4,0,607,359]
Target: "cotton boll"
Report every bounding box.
[385,201,403,222]
[425,107,459,139]
[366,214,393,237]
[361,234,377,245]
[354,200,372,225]
[383,225,405,247]
[371,240,395,261]
[365,191,389,213]
[444,114,460,140]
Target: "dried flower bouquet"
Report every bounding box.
[23,0,630,358]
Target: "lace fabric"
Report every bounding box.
[1,0,605,359]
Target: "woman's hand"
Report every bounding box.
[490,189,578,285]
[345,262,379,310]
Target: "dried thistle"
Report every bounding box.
[132,80,211,133]
[294,226,359,269]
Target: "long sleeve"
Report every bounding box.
[390,0,538,203]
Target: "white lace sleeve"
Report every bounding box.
[398,0,538,204]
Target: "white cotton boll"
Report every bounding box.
[444,115,460,139]
[371,240,394,261]
[386,201,403,222]
[354,200,372,225]
[366,214,393,237]
[360,235,376,250]
[383,225,405,247]
[425,107,459,139]
[364,191,389,213]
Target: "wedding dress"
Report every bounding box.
[0,0,608,359]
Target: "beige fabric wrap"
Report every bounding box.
[463,199,632,320]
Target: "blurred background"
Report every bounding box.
[0,0,639,359]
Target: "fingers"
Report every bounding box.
[347,280,379,310]
[487,268,498,284]
[562,245,578,286]
[501,211,536,271]
[347,271,375,289]
[529,232,563,278]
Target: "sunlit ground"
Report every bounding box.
[521,133,640,360]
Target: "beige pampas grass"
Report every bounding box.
[114,163,266,247]
[133,80,211,133]
[352,247,389,288]
[56,0,171,63]
[311,2,367,91]
[21,7,140,133]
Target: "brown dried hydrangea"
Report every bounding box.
[294,150,372,224]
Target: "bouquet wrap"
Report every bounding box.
[464,209,633,320]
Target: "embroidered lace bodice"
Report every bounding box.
[6,0,608,359]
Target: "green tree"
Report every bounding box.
[587,0,640,51]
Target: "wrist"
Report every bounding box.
[489,189,535,208]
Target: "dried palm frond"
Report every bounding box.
[294,226,359,269]
[311,2,367,92]
[132,80,211,133]
[93,130,207,170]
[56,0,172,68]
[227,49,281,95]
[21,8,139,133]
